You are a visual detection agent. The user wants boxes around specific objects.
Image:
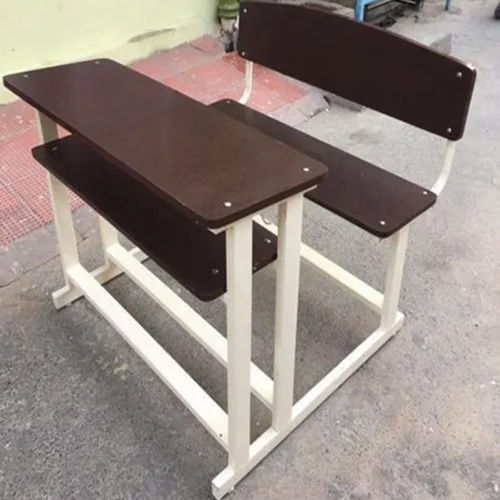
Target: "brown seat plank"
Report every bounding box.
[32,135,278,301]
[4,59,326,229]
[211,100,437,238]
[237,1,475,140]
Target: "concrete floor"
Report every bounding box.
[1,1,499,498]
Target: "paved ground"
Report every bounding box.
[1,1,499,499]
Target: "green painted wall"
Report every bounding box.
[1,0,218,103]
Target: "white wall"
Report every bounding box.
[1,0,218,103]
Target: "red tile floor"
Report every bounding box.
[0,35,309,247]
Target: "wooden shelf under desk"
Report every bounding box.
[33,135,278,301]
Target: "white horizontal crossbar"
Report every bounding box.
[66,263,229,448]
[105,243,274,408]
[254,215,384,312]
[292,311,404,420]
[212,312,404,498]
[52,246,147,309]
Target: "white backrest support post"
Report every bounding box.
[431,140,457,196]
[239,60,254,105]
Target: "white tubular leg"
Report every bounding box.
[272,194,304,430]
[239,61,254,105]
[36,111,80,301]
[380,225,409,330]
[36,111,58,143]
[99,216,119,269]
[226,217,253,470]
[47,174,80,277]
[431,140,457,195]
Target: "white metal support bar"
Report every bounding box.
[292,314,404,425]
[36,110,58,143]
[46,174,80,275]
[36,111,81,306]
[272,195,304,430]
[239,61,254,105]
[99,215,120,269]
[36,111,148,309]
[431,140,457,195]
[225,217,253,470]
[52,246,147,309]
[380,225,409,330]
[67,263,229,448]
[105,242,274,407]
[254,215,384,312]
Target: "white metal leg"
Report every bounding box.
[431,140,456,195]
[46,184,148,310]
[46,174,80,275]
[36,111,58,143]
[99,215,119,267]
[36,111,149,309]
[225,217,253,470]
[380,226,409,330]
[272,195,304,430]
[212,217,412,499]
[36,111,79,304]
[46,172,82,306]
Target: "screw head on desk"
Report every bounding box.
[302,167,310,173]
[23,74,29,78]
[94,60,100,65]
[379,220,386,226]
[211,268,219,275]
[446,127,452,134]
[51,146,58,152]
[456,71,463,78]
[223,201,232,208]
[264,238,272,244]
[243,8,248,13]
[423,190,428,195]
[241,51,246,57]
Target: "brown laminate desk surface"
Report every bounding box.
[4,59,327,228]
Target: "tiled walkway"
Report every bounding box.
[0,35,309,247]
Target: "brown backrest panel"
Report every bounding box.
[237,1,476,140]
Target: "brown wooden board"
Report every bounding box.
[4,59,327,228]
[212,100,437,237]
[32,135,278,301]
[238,1,476,140]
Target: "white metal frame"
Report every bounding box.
[431,140,457,195]
[37,77,457,497]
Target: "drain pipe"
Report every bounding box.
[218,0,239,52]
